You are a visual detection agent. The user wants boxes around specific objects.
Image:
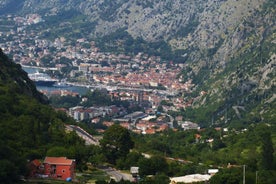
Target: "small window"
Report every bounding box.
[62,169,66,173]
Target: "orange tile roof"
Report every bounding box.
[145,128,156,134]
[31,159,41,167]
[44,157,75,165]
[195,134,201,139]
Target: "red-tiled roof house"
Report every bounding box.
[43,157,75,181]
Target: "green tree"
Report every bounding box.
[46,146,70,157]
[257,124,274,170]
[83,89,111,106]
[212,138,226,151]
[50,95,81,108]
[150,155,168,174]
[100,124,134,164]
[116,151,143,169]
[88,145,106,166]
[209,168,242,184]
[95,180,108,184]
[152,173,170,184]
[257,170,276,184]
[138,156,168,177]
[157,105,163,113]
[0,160,19,184]
[139,173,170,184]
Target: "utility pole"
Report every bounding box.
[243,165,246,184]
[256,171,258,184]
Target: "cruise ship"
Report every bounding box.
[28,72,58,86]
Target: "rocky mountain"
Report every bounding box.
[0,0,275,126]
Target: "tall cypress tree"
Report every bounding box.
[258,125,274,170]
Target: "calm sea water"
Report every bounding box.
[23,67,89,95]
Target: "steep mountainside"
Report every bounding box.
[0,0,268,43]
[0,49,85,183]
[0,49,47,103]
[0,0,275,126]
[181,1,276,126]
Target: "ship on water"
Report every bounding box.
[28,72,58,86]
[53,79,72,88]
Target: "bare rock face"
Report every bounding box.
[10,0,271,69]
[0,0,266,40]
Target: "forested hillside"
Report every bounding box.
[132,124,276,183]
[0,49,87,183]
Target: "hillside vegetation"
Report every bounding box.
[0,49,88,183]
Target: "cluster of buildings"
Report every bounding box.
[0,13,204,133]
[0,13,201,111]
[40,89,79,97]
[13,14,44,26]
[63,87,200,134]
[78,56,192,92]
[68,101,197,134]
[68,102,170,134]
[0,13,194,92]
[69,105,125,121]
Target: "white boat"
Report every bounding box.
[28,72,58,86]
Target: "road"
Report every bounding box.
[66,124,195,181]
[65,125,99,145]
[66,125,135,182]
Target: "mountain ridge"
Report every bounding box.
[1,0,273,68]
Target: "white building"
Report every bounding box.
[179,121,200,131]
[170,174,211,184]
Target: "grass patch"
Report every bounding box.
[24,178,70,184]
[77,168,110,184]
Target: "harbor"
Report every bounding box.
[22,65,178,97]
[22,66,90,96]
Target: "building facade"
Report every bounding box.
[43,157,75,181]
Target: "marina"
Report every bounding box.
[22,66,176,96]
[23,66,89,95]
